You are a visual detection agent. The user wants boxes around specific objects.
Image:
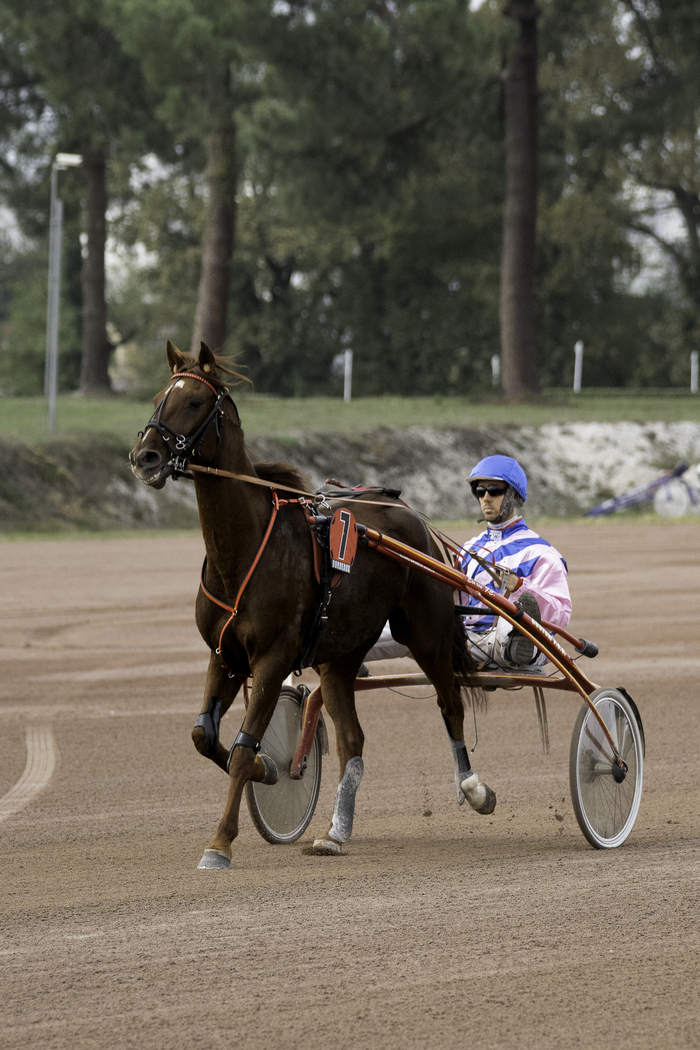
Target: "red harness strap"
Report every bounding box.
[170,371,220,397]
[200,491,281,659]
[200,491,317,666]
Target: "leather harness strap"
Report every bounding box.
[170,371,221,398]
[199,487,328,665]
[199,491,283,658]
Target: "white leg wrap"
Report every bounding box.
[460,772,497,815]
[449,737,472,806]
[460,773,487,808]
[328,757,364,843]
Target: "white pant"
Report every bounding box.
[465,617,546,670]
[365,620,546,669]
[365,623,410,662]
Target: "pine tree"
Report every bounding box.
[1,0,164,393]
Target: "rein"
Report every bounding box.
[147,373,412,510]
[186,462,415,509]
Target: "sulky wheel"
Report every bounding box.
[245,686,323,845]
[569,687,644,849]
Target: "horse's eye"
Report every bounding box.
[189,399,204,410]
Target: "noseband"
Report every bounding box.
[140,371,240,477]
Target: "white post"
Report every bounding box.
[491,354,500,388]
[45,153,82,431]
[46,198,63,431]
[44,164,60,400]
[573,340,584,394]
[343,348,353,402]
[691,350,699,395]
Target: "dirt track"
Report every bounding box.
[1,523,699,1050]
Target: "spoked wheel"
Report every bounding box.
[569,687,644,849]
[245,686,323,845]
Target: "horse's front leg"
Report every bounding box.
[197,657,289,869]
[191,653,243,771]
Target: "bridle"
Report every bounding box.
[140,371,240,478]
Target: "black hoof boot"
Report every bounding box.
[192,696,223,758]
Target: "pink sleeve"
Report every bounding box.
[519,549,572,628]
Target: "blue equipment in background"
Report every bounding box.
[587,461,693,517]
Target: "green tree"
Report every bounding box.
[536,0,700,387]
[0,27,83,394]
[1,0,165,393]
[227,0,503,395]
[112,0,273,356]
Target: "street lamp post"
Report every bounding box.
[45,152,82,431]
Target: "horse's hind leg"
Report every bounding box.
[395,608,497,816]
[311,655,366,855]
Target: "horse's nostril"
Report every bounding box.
[136,449,162,470]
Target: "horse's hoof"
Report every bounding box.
[259,753,279,785]
[308,835,344,856]
[460,774,497,816]
[197,848,231,869]
[191,724,206,754]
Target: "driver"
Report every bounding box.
[456,455,571,669]
[361,454,571,671]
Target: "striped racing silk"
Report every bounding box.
[456,517,572,631]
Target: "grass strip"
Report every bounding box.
[2,391,700,444]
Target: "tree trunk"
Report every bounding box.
[79,150,110,393]
[190,121,237,354]
[672,185,700,305]
[500,0,540,398]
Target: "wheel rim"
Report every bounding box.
[574,692,643,848]
[653,479,690,517]
[247,695,320,843]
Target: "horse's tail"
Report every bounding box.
[452,613,487,711]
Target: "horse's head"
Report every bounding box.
[129,341,241,488]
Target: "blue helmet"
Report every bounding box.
[468,455,527,501]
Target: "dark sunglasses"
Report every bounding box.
[472,484,507,498]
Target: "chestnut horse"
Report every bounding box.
[130,341,495,868]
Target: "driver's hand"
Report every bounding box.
[504,572,520,594]
[494,567,521,593]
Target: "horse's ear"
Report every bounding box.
[198,342,217,376]
[167,340,185,374]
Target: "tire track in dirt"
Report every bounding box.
[0,723,56,822]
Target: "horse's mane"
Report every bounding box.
[254,460,310,493]
[175,348,250,389]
